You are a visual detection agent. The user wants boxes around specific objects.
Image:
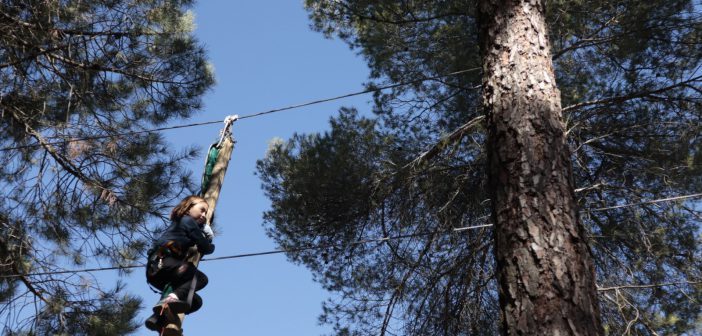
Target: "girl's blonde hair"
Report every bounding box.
[170,195,207,221]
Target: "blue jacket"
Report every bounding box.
[151,216,215,256]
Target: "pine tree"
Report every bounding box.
[257,0,702,334]
[0,0,213,333]
[479,0,601,333]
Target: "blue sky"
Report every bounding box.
[127,1,371,335]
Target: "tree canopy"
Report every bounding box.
[0,0,213,333]
[257,1,702,335]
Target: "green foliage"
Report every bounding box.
[0,0,213,333]
[257,0,702,335]
[259,110,495,335]
[0,215,30,304]
[33,283,142,336]
[259,109,385,267]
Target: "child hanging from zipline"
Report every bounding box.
[144,195,215,332]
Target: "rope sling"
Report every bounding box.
[156,115,238,335]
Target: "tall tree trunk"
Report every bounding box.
[478,1,603,334]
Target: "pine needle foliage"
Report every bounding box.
[257,1,702,335]
[0,0,213,333]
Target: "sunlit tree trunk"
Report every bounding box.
[479,0,603,334]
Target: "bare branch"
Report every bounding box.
[598,281,702,292]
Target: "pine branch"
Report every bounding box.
[404,115,485,170]
[9,108,167,220]
[562,75,702,113]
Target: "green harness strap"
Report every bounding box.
[199,144,220,196]
[160,283,174,299]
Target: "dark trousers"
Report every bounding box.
[146,255,208,314]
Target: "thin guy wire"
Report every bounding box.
[2,192,701,278]
[0,121,223,152]
[0,223,493,279]
[0,68,480,152]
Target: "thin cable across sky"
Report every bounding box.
[0,68,480,152]
[0,223,493,279]
[3,188,702,279]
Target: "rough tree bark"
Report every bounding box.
[478,0,603,334]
